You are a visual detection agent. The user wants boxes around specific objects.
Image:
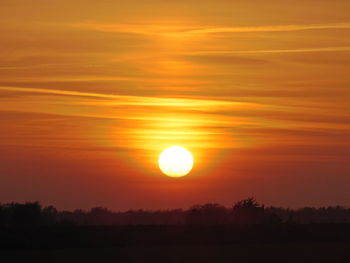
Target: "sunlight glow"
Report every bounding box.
[158,146,194,177]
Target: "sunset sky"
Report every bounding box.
[1,0,349,210]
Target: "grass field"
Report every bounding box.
[1,225,350,262]
[2,243,350,263]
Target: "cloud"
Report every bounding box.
[184,55,269,65]
[182,46,350,56]
[0,86,264,112]
[73,22,350,37]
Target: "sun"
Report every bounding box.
[158,146,194,177]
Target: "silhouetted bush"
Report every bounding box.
[0,202,41,227]
[0,199,349,227]
[231,198,265,224]
[186,203,227,225]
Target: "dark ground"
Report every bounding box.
[2,243,350,263]
[1,224,350,262]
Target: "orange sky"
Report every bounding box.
[0,0,349,210]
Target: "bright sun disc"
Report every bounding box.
[158,146,194,177]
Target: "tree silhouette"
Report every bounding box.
[231,198,265,224]
[186,203,227,225]
[8,202,42,226]
[0,199,350,226]
[41,205,58,225]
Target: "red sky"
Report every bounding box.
[0,0,349,210]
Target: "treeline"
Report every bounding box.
[1,198,350,227]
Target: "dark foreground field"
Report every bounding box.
[1,224,350,262]
[2,243,350,263]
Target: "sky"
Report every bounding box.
[0,0,349,210]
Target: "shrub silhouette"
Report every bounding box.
[231,198,265,224]
[0,198,350,226]
[186,203,227,225]
[3,202,42,227]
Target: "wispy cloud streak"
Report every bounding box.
[0,86,264,111]
[183,46,350,56]
[73,22,350,36]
